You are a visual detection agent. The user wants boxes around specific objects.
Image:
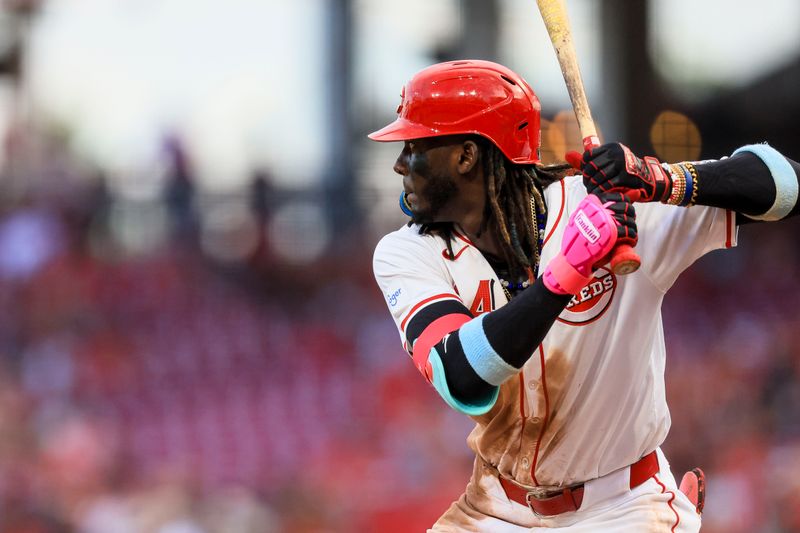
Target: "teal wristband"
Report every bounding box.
[732,144,797,221]
[459,314,518,386]
[429,347,499,416]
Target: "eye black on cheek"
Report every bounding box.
[409,151,430,177]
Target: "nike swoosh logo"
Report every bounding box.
[442,333,451,352]
[441,247,469,260]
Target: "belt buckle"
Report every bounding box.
[526,486,581,517]
[524,488,554,518]
[525,492,545,518]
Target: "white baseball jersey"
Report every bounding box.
[373,175,737,490]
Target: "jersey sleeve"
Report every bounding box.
[373,227,500,416]
[636,202,737,292]
[373,227,462,349]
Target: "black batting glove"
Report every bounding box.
[592,191,637,269]
[599,191,638,246]
[582,143,672,203]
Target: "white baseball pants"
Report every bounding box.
[429,448,701,532]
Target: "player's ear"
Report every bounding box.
[456,139,480,175]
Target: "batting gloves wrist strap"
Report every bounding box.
[581,143,673,203]
[543,195,619,296]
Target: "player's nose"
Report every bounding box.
[393,148,409,176]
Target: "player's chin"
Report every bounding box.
[410,212,433,225]
[410,206,438,225]
[406,198,428,224]
[409,197,451,225]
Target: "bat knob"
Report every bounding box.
[610,244,640,275]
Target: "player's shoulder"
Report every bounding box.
[544,174,584,197]
[543,174,586,218]
[373,223,444,269]
[374,222,435,253]
[562,173,587,197]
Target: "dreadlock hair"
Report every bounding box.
[419,135,572,281]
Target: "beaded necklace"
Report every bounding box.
[497,195,547,301]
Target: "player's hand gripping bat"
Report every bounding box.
[536,0,641,275]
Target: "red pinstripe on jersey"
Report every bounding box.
[654,474,680,532]
[411,313,473,382]
[543,179,566,247]
[400,293,461,333]
[442,247,469,260]
[524,180,564,485]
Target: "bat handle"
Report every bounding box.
[582,135,601,152]
[582,136,641,275]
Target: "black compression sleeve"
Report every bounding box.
[436,329,496,402]
[481,277,572,367]
[438,278,571,403]
[694,152,800,222]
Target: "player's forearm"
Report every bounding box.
[438,194,621,407]
[582,143,800,223]
[437,278,571,404]
[415,195,623,411]
[691,149,800,222]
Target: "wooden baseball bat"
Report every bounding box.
[536,0,640,275]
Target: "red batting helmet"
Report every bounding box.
[368,60,542,164]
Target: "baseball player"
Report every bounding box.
[370,60,797,532]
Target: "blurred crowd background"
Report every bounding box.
[1,0,799,532]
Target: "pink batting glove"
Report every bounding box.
[543,195,619,296]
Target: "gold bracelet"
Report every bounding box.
[684,162,699,206]
[667,164,686,205]
[664,164,679,204]
[672,164,689,205]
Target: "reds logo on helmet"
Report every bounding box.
[557,267,616,326]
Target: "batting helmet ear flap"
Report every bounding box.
[369,60,542,164]
[513,119,540,161]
